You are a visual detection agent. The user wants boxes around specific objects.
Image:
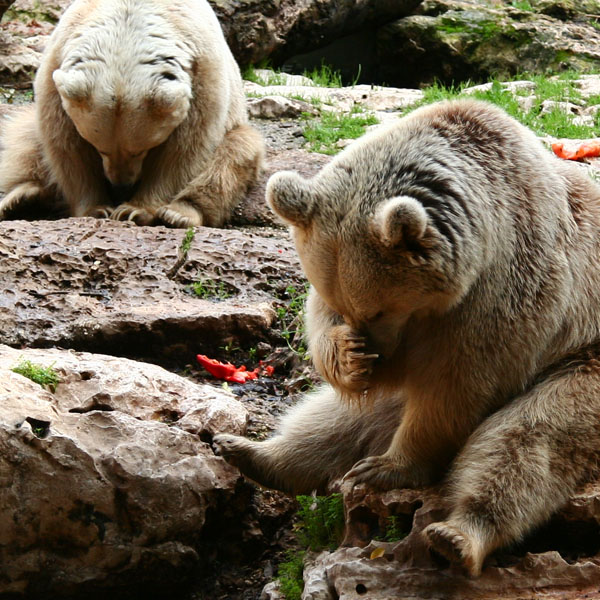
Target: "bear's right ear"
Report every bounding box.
[373,196,429,249]
[53,69,91,104]
[267,171,316,228]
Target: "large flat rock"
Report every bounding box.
[0,218,305,362]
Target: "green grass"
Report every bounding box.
[276,494,345,599]
[414,72,599,139]
[375,515,408,543]
[277,549,306,600]
[302,63,344,88]
[12,359,60,391]
[296,493,345,551]
[303,107,379,155]
[189,278,231,300]
[180,227,195,255]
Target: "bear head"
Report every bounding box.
[53,57,192,187]
[266,128,482,360]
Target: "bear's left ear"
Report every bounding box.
[373,196,429,248]
[53,68,91,104]
[150,79,192,123]
[267,171,316,228]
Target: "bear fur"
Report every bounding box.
[214,99,600,577]
[0,0,264,227]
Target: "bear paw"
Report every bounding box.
[156,203,203,228]
[327,325,378,395]
[110,204,155,226]
[343,454,424,490]
[85,205,113,219]
[0,183,43,219]
[423,521,483,577]
[213,433,253,468]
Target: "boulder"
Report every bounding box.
[0,218,306,362]
[0,344,248,596]
[375,0,600,88]
[210,0,423,67]
[300,482,600,599]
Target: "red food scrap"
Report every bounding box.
[552,140,600,161]
[197,354,258,383]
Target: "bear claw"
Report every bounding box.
[423,522,482,577]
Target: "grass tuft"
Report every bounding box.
[12,359,60,391]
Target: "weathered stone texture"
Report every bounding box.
[0,344,248,596]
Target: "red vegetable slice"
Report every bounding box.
[552,140,600,161]
[196,354,259,383]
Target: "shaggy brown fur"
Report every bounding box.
[215,99,600,576]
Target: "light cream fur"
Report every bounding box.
[0,0,264,226]
[215,99,600,576]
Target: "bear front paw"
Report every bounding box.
[85,205,113,219]
[343,454,424,490]
[156,203,203,228]
[213,433,253,467]
[326,325,378,396]
[110,204,155,225]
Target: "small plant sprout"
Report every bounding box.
[189,278,231,300]
[11,359,60,391]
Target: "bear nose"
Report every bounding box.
[106,182,137,206]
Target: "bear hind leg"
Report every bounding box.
[424,359,600,576]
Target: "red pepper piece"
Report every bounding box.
[552,140,600,161]
[196,354,259,383]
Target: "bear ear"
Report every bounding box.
[267,171,316,228]
[53,68,91,104]
[150,79,192,122]
[373,196,429,248]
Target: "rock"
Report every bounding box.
[298,482,600,599]
[0,0,12,20]
[247,95,320,120]
[210,0,423,68]
[0,218,306,362]
[0,343,247,596]
[376,0,600,88]
[245,80,424,113]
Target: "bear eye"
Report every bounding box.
[161,72,177,81]
[368,311,384,323]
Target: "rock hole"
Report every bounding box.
[25,417,50,438]
[151,409,180,424]
[69,392,114,414]
[79,370,95,381]
[355,583,368,595]
[495,515,600,567]
[200,431,213,444]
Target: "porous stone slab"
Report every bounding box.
[299,483,600,599]
[0,343,248,596]
[0,218,305,360]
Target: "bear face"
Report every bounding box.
[266,142,479,361]
[0,0,264,227]
[52,29,192,187]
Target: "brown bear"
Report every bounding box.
[0,0,264,227]
[215,99,600,577]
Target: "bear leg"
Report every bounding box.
[156,123,264,228]
[424,358,600,576]
[214,385,402,494]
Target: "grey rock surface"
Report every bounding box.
[0,344,247,596]
[0,218,305,361]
